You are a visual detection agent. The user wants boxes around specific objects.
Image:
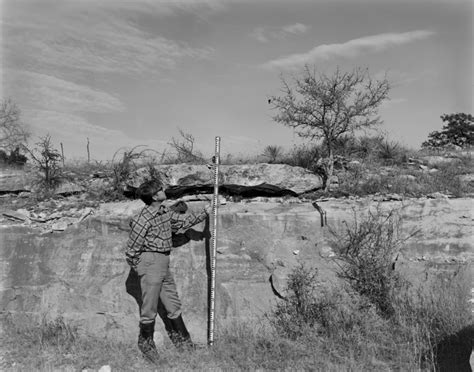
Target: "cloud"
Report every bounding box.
[262,30,435,70]
[3,2,214,76]
[3,69,134,160]
[6,70,124,114]
[95,0,228,15]
[282,23,310,35]
[250,27,269,43]
[250,23,310,43]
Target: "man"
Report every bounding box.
[125,180,211,363]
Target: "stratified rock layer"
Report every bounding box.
[0,198,472,345]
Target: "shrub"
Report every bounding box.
[270,264,321,339]
[26,134,63,189]
[281,143,323,172]
[39,315,77,351]
[167,128,206,164]
[376,139,408,165]
[269,264,381,341]
[330,207,411,317]
[262,145,284,163]
[108,146,160,199]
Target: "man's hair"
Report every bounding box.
[137,180,163,205]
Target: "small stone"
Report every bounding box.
[51,221,68,231]
[2,210,29,222]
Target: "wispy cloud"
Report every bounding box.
[6,70,124,114]
[262,30,435,70]
[250,23,310,43]
[251,27,269,43]
[3,3,214,76]
[282,23,311,35]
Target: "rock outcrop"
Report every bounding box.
[1,197,472,346]
[127,163,324,195]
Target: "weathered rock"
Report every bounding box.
[127,163,324,195]
[0,197,472,346]
[2,209,30,222]
[459,174,474,185]
[54,181,84,196]
[0,169,34,193]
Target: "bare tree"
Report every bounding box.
[168,128,205,163]
[26,134,62,188]
[270,66,390,190]
[0,98,30,152]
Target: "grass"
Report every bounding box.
[334,151,474,198]
[2,266,470,371]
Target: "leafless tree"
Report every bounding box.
[0,98,30,152]
[26,134,62,188]
[270,66,390,190]
[168,128,205,163]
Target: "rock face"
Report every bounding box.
[0,198,472,346]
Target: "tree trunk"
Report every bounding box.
[324,145,334,192]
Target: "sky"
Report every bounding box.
[1,0,472,161]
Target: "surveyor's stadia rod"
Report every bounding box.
[208,136,220,346]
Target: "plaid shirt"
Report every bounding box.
[125,204,207,268]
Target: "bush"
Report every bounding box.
[269,264,381,341]
[269,264,321,339]
[26,134,63,189]
[281,143,320,169]
[262,145,284,163]
[107,146,161,200]
[330,207,411,317]
[39,315,77,351]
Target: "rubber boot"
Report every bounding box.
[169,315,195,350]
[138,322,162,364]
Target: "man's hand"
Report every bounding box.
[204,203,213,215]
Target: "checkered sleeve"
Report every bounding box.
[125,212,150,268]
[170,208,208,233]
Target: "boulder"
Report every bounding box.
[126,163,324,195]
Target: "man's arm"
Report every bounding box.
[170,204,211,233]
[125,214,149,268]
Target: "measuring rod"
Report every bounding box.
[208,136,220,346]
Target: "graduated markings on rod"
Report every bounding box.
[208,136,220,346]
